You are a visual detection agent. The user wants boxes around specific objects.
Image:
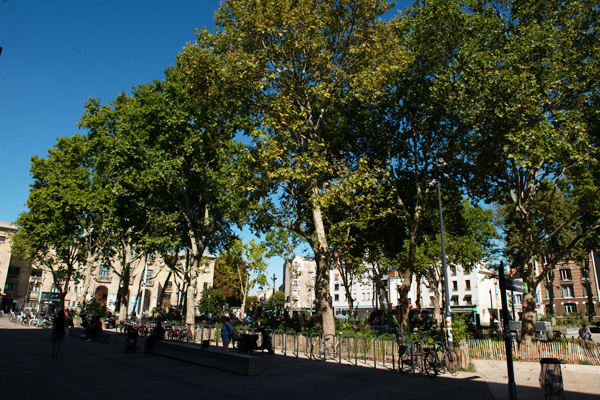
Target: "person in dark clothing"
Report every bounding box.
[52,309,67,359]
[144,321,166,353]
[85,317,103,341]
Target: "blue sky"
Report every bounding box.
[0,0,411,286]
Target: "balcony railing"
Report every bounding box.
[96,276,112,283]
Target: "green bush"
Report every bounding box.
[80,299,107,318]
[451,312,475,342]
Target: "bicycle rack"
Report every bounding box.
[339,335,352,364]
[354,336,368,366]
[372,337,385,369]
[309,332,322,360]
[296,332,309,358]
[273,330,284,351]
[283,331,296,356]
[322,333,336,362]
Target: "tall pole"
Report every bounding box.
[436,158,454,351]
[499,261,517,400]
[272,273,277,310]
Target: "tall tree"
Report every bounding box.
[200,0,404,336]
[12,135,102,311]
[217,239,268,316]
[351,0,470,327]
[455,0,600,342]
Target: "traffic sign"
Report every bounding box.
[505,279,526,293]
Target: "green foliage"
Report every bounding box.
[197,287,225,316]
[153,308,183,322]
[451,312,475,343]
[80,299,107,318]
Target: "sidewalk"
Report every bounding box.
[0,317,597,400]
[474,359,600,400]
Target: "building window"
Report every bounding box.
[165,282,172,290]
[561,285,574,298]
[7,267,20,276]
[559,269,572,281]
[564,303,577,314]
[452,281,458,291]
[145,269,153,281]
[334,294,339,302]
[31,269,43,277]
[430,296,435,307]
[99,265,110,277]
[0,235,6,243]
[334,284,339,291]
[450,265,457,276]
[514,294,522,305]
[451,295,459,305]
[4,283,17,290]
[465,280,471,291]
[334,273,339,281]
[30,283,40,292]
[464,295,472,305]
[292,280,298,287]
[582,285,589,298]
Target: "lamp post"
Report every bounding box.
[432,158,454,351]
[271,273,277,310]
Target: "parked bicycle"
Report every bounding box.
[311,335,341,361]
[422,340,459,377]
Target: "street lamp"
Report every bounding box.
[271,274,277,310]
[431,158,454,351]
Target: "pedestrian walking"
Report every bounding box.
[221,315,233,352]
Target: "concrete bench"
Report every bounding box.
[566,328,579,338]
[70,327,121,345]
[152,341,263,376]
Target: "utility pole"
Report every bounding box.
[499,261,518,400]
[272,273,277,310]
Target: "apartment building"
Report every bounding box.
[0,220,216,316]
[280,252,546,325]
[540,252,600,319]
[282,256,317,313]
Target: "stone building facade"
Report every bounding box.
[0,220,216,316]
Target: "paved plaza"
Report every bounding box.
[1,317,599,400]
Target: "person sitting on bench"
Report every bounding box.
[85,316,103,341]
[144,321,166,353]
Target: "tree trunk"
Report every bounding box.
[415,274,422,313]
[157,270,172,312]
[117,242,132,322]
[433,286,441,328]
[521,272,538,344]
[77,253,97,308]
[397,267,413,330]
[310,187,335,336]
[546,267,555,317]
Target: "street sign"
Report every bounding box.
[505,279,526,293]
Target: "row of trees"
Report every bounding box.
[13,0,600,343]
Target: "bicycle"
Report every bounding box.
[399,333,426,374]
[311,335,340,361]
[423,340,459,377]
